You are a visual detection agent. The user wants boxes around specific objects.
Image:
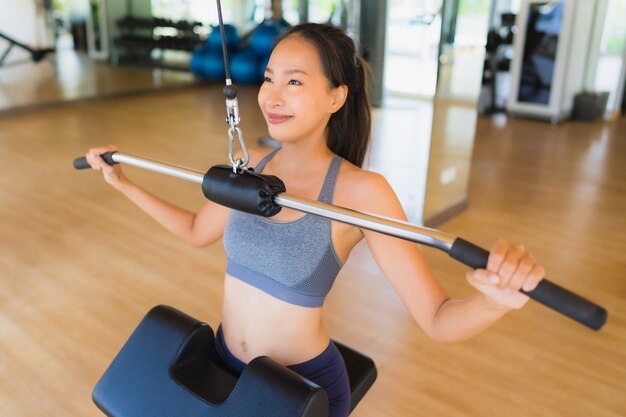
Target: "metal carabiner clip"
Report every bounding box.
[228,125,250,173]
[225,96,240,129]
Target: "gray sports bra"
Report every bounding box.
[223,148,344,307]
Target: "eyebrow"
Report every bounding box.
[264,67,309,76]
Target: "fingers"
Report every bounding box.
[469,240,544,310]
[487,239,510,273]
[85,145,118,170]
[522,263,545,293]
[509,252,534,290]
[467,269,499,287]
[487,239,544,292]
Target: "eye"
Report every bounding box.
[263,76,272,83]
[288,79,302,86]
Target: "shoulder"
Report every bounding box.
[336,160,401,215]
[338,160,395,196]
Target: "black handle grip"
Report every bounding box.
[73,152,118,170]
[449,237,608,330]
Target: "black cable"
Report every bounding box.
[216,0,232,81]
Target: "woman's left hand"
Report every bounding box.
[466,239,545,310]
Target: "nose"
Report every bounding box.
[262,83,284,108]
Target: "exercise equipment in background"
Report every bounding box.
[113,17,205,70]
[190,23,237,80]
[207,22,240,52]
[190,48,226,79]
[230,49,261,84]
[478,12,516,115]
[0,31,55,69]
[190,0,289,84]
[506,0,598,122]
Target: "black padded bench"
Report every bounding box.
[93,305,377,417]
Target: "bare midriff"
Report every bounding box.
[220,273,331,367]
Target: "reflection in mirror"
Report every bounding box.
[367,99,434,223]
[384,0,443,98]
[423,0,490,225]
[437,0,491,101]
[592,0,626,116]
[369,0,444,223]
[87,0,109,59]
[372,0,490,225]
[516,1,563,105]
[422,101,476,225]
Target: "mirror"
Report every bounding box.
[87,0,109,59]
[423,0,491,225]
[591,0,626,117]
[516,1,563,105]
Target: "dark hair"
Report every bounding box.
[276,23,371,167]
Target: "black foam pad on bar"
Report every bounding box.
[202,165,286,217]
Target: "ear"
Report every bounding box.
[329,85,348,113]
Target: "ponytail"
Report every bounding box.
[276,24,371,167]
[326,56,371,167]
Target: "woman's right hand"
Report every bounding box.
[85,145,126,188]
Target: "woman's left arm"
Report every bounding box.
[355,173,544,343]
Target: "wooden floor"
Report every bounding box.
[0,86,624,417]
[0,46,199,115]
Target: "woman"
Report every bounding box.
[86,23,544,417]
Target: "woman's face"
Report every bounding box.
[258,35,346,145]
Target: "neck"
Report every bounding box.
[275,136,333,172]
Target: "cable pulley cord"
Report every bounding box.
[216,0,232,82]
[216,0,250,171]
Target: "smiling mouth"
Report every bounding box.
[267,113,293,124]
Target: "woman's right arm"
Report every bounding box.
[86,146,229,247]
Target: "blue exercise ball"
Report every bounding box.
[276,18,291,30]
[207,24,240,52]
[190,47,207,76]
[190,46,214,76]
[250,22,282,57]
[230,50,260,84]
[191,49,225,80]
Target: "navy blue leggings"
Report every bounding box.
[215,326,351,417]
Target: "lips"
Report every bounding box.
[267,112,292,124]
